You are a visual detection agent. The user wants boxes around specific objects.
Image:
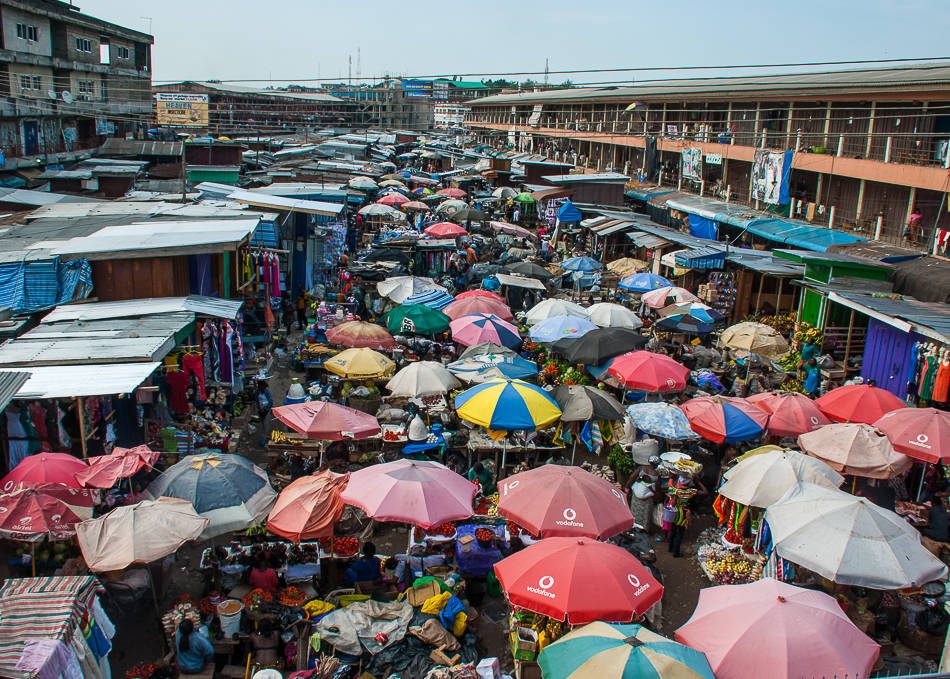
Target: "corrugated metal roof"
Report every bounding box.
[22,312,193,341]
[725,252,805,277]
[43,296,243,322]
[0,371,29,411]
[812,286,950,343]
[158,81,343,103]
[628,231,670,248]
[0,188,101,207]
[0,335,175,367]
[100,138,184,156]
[747,220,865,251]
[541,172,630,183]
[773,249,893,269]
[24,201,257,221]
[12,362,161,399]
[227,189,344,216]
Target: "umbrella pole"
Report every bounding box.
[501,438,508,480]
[31,543,35,577]
[76,396,88,459]
[571,437,577,466]
[917,462,929,502]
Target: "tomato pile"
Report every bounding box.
[334,536,359,557]
[243,588,273,608]
[126,663,157,679]
[279,586,307,606]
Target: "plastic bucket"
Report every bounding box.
[217,599,244,637]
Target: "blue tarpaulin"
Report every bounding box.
[746,219,865,251]
[248,219,279,247]
[558,200,582,222]
[688,214,718,240]
[0,257,92,313]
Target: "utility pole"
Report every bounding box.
[348,55,352,85]
[544,58,549,86]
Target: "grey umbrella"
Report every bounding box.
[505,261,553,281]
[459,342,517,360]
[551,385,625,422]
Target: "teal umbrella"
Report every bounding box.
[539,622,714,679]
[385,304,450,336]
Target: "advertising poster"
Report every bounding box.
[752,149,793,205]
[155,93,209,127]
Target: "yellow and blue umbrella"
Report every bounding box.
[454,378,561,431]
[539,622,714,679]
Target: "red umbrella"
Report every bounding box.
[606,351,689,392]
[273,401,381,441]
[1,452,87,492]
[681,396,769,444]
[266,470,349,542]
[424,222,468,238]
[444,296,514,321]
[377,192,409,207]
[0,485,83,542]
[75,445,160,489]
[494,537,663,623]
[437,187,467,199]
[325,321,398,351]
[816,384,907,424]
[455,289,505,303]
[874,407,950,463]
[497,464,634,539]
[748,391,831,438]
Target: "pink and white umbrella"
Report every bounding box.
[874,407,950,464]
[340,459,476,529]
[444,296,513,321]
[424,222,468,238]
[640,286,699,309]
[273,401,381,441]
[450,313,522,348]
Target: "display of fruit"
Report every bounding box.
[126,662,157,679]
[704,553,753,584]
[428,522,456,538]
[383,429,405,442]
[279,586,307,607]
[198,591,224,615]
[413,526,425,542]
[243,588,273,608]
[485,493,500,517]
[334,536,360,557]
[506,521,521,537]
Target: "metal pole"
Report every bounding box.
[76,396,88,458]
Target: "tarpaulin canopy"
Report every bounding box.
[558,200,583,222]
[0,258,92,314]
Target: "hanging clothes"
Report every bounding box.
[219,321,234,385]
[919,353,939,400]
[270,253,281,298]
[181,353,206,400]
[934,359,950,403]
[7,409,29,471]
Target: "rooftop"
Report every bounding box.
[155,81,344,103]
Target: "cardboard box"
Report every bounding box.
[509,626,538,662]
[476,658,500,679]
[458,534,475,552]
[406,579,441,607]
[515,661,542,679]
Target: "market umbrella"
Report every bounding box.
[719,321,790,358]
[718,449,844,508]
[540,622,715,679]
[561,256,602,272]
[385,304,451,336]
[456,289,505,303]
[556,327,648,365]
[273,401,381,440]
[816,383,908,424]
[411,187,434,196]
[402,287,455,310]
[2,452,87,492]
[76,497,209,572]
[379,173,404,182]
[450,313,521,348]
[386,361,460,398]
[348,176,378,191]
[619,273,672,293]
[494,537,662,623]
[74,445,161,489]
[525,298,588,325]
[444,297,514,321]
[434,198,467,214]
[513,192,535,204]
[358,203,396,217]
[459,341,516,359]
[586,302,642,330]
[529,315,597,344]
[607,351,689,393]
[455,378,561,431]
[504,261,554,281]
[325,321,398,351]
[424,222,468,238]
[492,186,517,199]
[145,452,276,538]
[552,385,625,422]
[656,302,723,334]
[341,459,476,529]
[797,422,912,479]
[746,391,831,438]
[641,286,699,309]
[874,407,950,463]
[489,220,539,241]
[675,578,880,679]
[680,396,768,444]
[447,353,538,384]
[498,464,633,539]
[376,192,409,207]
[625,402,699,440]
[0,485,83,542]
[437,187,467,199]
[451,206,487,222]
[402,200,429,211]
[377,276,438,304]
[764,482,947,589]
[266,471,349,543]
[324,347,396,379]
[606,258,648,277]
[361,247,411,265]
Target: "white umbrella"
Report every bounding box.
[377,276,438,304]
[386,361,460,398]
[798,422,913,479]
[586,302,643,329]
[435,199,468,214]
[719,449,844,508]
[493,187,518,199]
[77,497,208,571]
[359,203,397,217]
[525,298,588,325]
[765,482,947,589]
[349,176,378,190]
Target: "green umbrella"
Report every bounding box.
[385,304,450,336]
[514,192,536,204]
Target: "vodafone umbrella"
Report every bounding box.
[376,192,409,207]
[2,452,86,492]
[75,445,160,489]
[681,396,769,444]
[798,422,912,479]
[266,471,348,542]
[437,187,467,199]
[341,459,476,529]
[607,351,689,392]
[273,401,381,441]
[747,391,831,438]
[444,296,513,321]
[816,383,907,424]
[0,485,83,541]
[874,407,950,463]
[497,464,634,539]
[494,537,663,623]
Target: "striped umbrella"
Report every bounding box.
[539,622,714,679]
[450,313,522,348]
[619,273,672,293]
[447,354,538,384]
[455,378,561,432]
[681,396,768,444]
[402,287,455,310]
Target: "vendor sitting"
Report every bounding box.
[251,619,281,668]
[248,553,279,594]
[176,619,214,674]
[467,462,496,495]
[456,527,504,607]
[344,542,382,586]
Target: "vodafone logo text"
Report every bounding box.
[526,575,556,599]
[628,573,651,597]
[555,507,584,528]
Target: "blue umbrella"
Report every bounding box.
[659,302,723,325]
[529,314,597,343]
[561,256,602,272]
[619,273,672,293]
[403,288,455,310]
[447,353,538,383]
[626,402,699,440]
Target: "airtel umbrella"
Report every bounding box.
[2,452,87,492]
[747,391,831,438]
[816,383,907,424]
[494,537,662,624]
[497,464,634,539]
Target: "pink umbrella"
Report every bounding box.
[607,351,689,392]
[455,289,505,302]
[798,422,912,479]
[424,222,468,238]
[75,445,161,489]
[444,296,514,321]
[340,459,476,529]
[675,578,879,679]
[816,383,907,424]
[273,401,381,441]
[640,286,700,309]
[748,391,831,438]
[874,407,950,463]
[450,313,522,348]
[377,192,409,207]
[2,452,87,492]
[437,187,467,199]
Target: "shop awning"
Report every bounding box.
[747,219,865,252]
[675,246,725,270]
[227,189,344,216]
[12,362,161,399]
[495,273,547,290]
[0,371,29,412]
[530,188,574,202]
[43,296,244,322]
[628,231,670,249]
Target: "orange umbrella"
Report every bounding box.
[266,471,349,542]
[325,321,398,351]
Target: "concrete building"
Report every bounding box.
[0,0,152,167]
[465,62,950,248]
[433,103,469,129]
[323,79,433,131]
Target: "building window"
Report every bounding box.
[77,80,96,101]
[116,46,130,59]
[18,74,41,91]
[75,37,93,53]
[16,23,38,42]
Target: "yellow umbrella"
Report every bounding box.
[324,347,395,379]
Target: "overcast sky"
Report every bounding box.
[77,0,950,85]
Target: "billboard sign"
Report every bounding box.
[155,93,209,127]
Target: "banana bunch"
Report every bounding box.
[270,430,303,445]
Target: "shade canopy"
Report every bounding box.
[325,321,397,351]
[2,452,86,492]
[273,401,381,440]
[625,402,699,440]
[641,286,699,309]
[529,315,597,344]
[447,353,538,384]
[386,361,460,398]
[561,256,601,272]
[377,276,438,304]
[424,222,468,238]
[747,391,831,438]
[74,445,160,489]
[556,327,647,365]
[874,407,950,463]
[323,347,396,379]
[607,351,689,392]
[525,299,588,325]
[585,302,642,329]
[505,261,553,281]
[816,383,908,424]
[718,449,844,508]
[385,304,451,336]
[449,313,521,348]
[552,385,625,422]
[798,422,912,479]
[402,287,455,311]
[619,272,671,293]
[0,485,83,542]
[455,378,561,431]
[681,396,768,444]
[266,471,348,542]
[444,297,513,321]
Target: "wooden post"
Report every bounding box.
[755,275,765,314]
[843,309,856,369]
[865,102,876,158]
[76,396,88,458]
[776,277,784,313]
